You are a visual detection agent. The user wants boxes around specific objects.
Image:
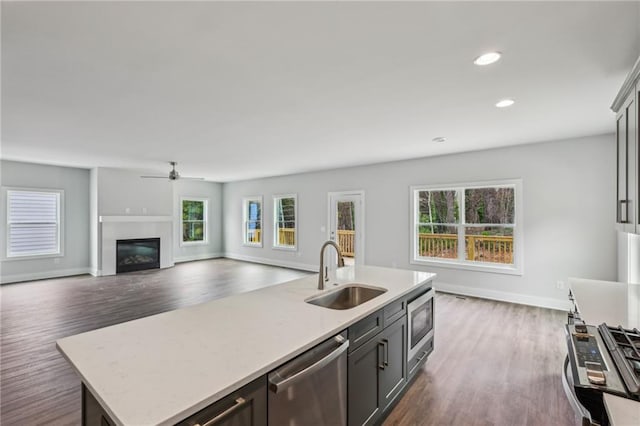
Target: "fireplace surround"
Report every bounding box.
[98,215,173,276]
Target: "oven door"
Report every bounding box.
[562,355,599,426]
[407,287,434,362]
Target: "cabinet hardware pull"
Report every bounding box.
[195,397,247,426]
[383,339,389,367]
[417,351,429,363]
[618,200,629,224]
[378,342,385,370]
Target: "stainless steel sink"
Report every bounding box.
[305,284,387,310]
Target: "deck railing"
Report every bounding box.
[277,228,296,246]
[247,229,261,243]
[337,230,355,257]
[417,233,514,264]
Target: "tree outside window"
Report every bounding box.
[182,199,207,244]
[274,195,296,249]
[412,180,522,274]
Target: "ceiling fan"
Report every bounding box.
[141,162,204,181]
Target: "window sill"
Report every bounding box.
[243,243,263,248]
[272,245,297,252]
[180,241,208,247]
[410,257,523,276]
[4,252,64,261]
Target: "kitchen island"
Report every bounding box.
[57,265,436,425]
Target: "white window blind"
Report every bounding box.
[7,190,61,257]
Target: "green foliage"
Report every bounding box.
[182,200,204,221]
[182,200,205,242]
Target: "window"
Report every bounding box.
[243,196,262,246]
[181,198,207,245]
[273,194,297,249]
[411,180,522,274]
[6,188,63,258]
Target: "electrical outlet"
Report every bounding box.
[556,280,565,290]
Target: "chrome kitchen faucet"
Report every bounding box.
[318,240,345,290]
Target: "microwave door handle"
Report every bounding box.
[561,355,595,426]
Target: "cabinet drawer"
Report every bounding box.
[348,310,383,353]
[383,298,406,327]
[177,376,267,426]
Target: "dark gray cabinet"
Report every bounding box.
[82,384,115,426]
[83,376,267,426]
[612,56,639,234]
[347,316,406,426]
[379,317,406,410]
[177,376,266,426]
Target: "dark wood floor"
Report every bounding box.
[1,259,575,426]
[384,293,575,426]
[0,259,311,425]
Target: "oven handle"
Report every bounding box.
[561,355,595,426]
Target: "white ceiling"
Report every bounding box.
[2,1,639,182]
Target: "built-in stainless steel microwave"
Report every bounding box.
[407,287,434,375]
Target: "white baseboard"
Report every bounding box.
[435,281,571,311]
[89,268,100,277]
[224,252,318,272]
[174,252,224,264]
[1,267,92,284]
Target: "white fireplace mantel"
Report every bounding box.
[98,216,174,276]
[99,215,173,223]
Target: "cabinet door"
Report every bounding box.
[617,107,629,226]
[348,335,382,426]
[629,80,640,234]
[627,92,637,231]
[177,376,267,426]
[618,91,637,232]
[379,317,407,411]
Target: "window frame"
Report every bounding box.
[180,197,208,247]
[410,179,523,275]
[4,187,65,260]
[272,193,297,251]
[243,196,263,247]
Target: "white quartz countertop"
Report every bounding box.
[569,277,640,329]
[56,265,436,426]
[603,393,640,426]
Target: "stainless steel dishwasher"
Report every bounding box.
[267,331,349,426]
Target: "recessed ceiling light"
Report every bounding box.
[473,52,502,66]
[432,137,447,143]
[495,99,515,108]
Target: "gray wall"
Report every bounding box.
[94,167,223,266]
[90,168,99,274]
[173,179,224,262]
[1,160,90,283]
[223,134,617,309]
[97,167,173,216]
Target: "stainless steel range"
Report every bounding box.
[564,323,640,425]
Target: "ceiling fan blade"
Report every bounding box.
[140,175,170,179]
[180,177,205,180]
